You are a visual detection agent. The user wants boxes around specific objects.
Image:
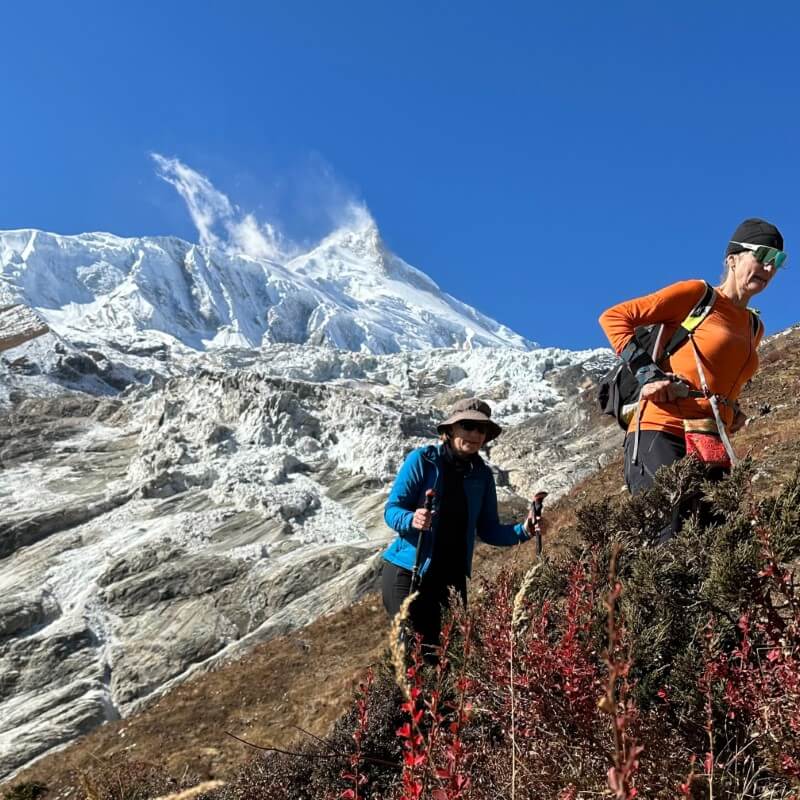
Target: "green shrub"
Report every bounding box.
[2,783,48,800]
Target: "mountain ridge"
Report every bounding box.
[0,221,534,355]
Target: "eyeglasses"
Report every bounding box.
[730,241,788,270]
[456,420,489,434]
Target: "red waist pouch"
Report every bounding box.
[684,419,731,469]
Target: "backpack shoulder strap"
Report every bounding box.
[747,307,762,339]
[660,281,716,360]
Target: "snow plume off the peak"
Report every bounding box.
[152,153,291,262]
[0,157,534,353]
[151,154,373,262]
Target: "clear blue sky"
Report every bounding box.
[2,1,798,349]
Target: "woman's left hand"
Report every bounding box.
[640,376,686,404]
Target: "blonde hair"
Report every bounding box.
[719,257,731,285]
[720,250,747,284]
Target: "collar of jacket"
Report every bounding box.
[421,442,482,476]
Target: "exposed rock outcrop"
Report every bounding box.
[0,304,49,353]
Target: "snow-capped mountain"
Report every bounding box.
[0,217,531,354]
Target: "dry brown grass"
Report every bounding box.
[6,595,388,794]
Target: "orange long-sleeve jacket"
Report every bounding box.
[598,280,763,438]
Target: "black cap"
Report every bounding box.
[726,218,784,256]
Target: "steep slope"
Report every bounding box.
[0,215,615,780]
[8,324,799,794]
[0,341,615,780]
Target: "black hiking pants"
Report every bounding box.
[624,430,727,543]
[381,561,466,651]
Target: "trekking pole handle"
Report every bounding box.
[423,489,435,527]
[530,491,548,557]
[410,489,436,591]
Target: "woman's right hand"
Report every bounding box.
[524,514,548,538]
[412,507,434,531]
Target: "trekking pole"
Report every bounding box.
[410,489,435,592]
[530,491,548,557]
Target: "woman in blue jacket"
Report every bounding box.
[381,397,538,647]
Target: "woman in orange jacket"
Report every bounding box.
[599,218,786,539]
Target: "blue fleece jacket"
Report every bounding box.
[381,443,529,579]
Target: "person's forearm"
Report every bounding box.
[384,503,415,533]
[599,305,638,354]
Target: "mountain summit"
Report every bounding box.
[0,218,532,354]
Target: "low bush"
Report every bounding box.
[206,460,800,798]
[2,783,48,800]
[73,756,190,800]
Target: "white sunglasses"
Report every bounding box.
[730,241,788,269]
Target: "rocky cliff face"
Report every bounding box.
[0,336,617,778]
[7,323,800,792]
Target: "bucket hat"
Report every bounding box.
[436,397,502,443]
